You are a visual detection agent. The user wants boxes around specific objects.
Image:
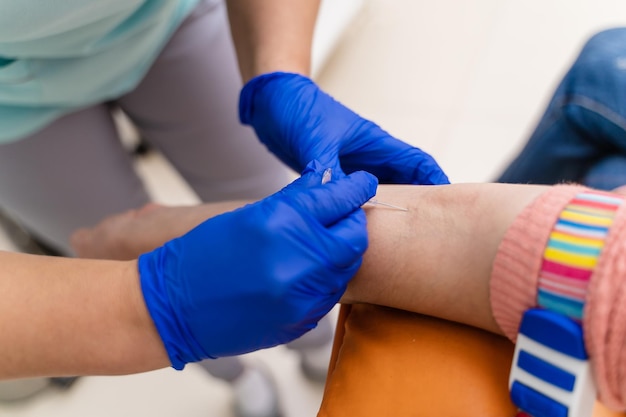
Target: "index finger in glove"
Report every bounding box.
[283,170,378,227]
[341,144,449,185]
[320,208,369,275]
[339,122,450,185]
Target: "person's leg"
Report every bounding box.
[117,0,290,203]
[0,105,150,256]
[498,28,626,185]
[582,154,626,190]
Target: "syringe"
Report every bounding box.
[321,168,408,212]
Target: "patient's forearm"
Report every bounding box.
[342,183,548,334]
[74,183,549,335]
[71,182,626,408]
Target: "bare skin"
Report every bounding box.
[2,182,621,380]
[72,183,550,334]
[68,202,246,260]
[0,0,341,381]
[1,182,576,380]
[0,252,168,379]
[226,0,320,81]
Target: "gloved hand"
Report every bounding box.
[239,72,449,185]
[138,161,378,370]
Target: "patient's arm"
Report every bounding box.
[70,202,248,260]
[343,183,546,334]
[72,182,626,408]
[72,183,549,335]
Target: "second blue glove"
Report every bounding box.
[240,72,449,185]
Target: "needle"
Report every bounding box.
[321,168,408,212]
[365,199,408,211]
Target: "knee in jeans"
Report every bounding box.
[580,28,626,60]
[568,28,626,88]
[552,28,626,132]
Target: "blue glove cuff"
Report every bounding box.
[138,250,214,370]
[239,71,313,125]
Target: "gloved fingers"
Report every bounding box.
[295,307,340,336]
[338,122,450,185]
[341,146,449,185]
[284,170,378,227]
[240,71,353,175]
[239,72,312,124]
[299,159,345,185]
[320,157,346,179]
[239,72,316,173]
[291,160,328,188]
[301,210,366,297]
[270,160,342,200]
[322,208,368,270]
[389,150,450,185]
[413,153,450,185]
[241,70,450,184]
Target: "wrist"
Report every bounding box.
[122,260,171,370]
[244,71,311,87]
[240,72,315,128]
[138,250,212,370]
[490,185,591,341]
[248,60,311,82]
[490,186,626,410]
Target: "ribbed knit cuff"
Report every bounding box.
[490,184,626,410]
[489,184,590,341]
[585,191,626,409]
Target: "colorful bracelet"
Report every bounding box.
[510,191,624,417]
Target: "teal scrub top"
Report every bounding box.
[0,0,200,142]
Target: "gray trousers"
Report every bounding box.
[0,0,331,384]
[0,0,289,255]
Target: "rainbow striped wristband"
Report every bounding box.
[537,191,624,321]
[510,190,624,417]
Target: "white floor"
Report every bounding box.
[1,1,626,416]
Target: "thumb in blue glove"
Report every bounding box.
[138,161,378,369]
[239,72,449,185]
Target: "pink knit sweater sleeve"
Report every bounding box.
[489,184,626,410]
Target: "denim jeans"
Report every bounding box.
[498,28,626,191]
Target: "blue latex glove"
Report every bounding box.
[239,72,449,185]
[138,161,377,370]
